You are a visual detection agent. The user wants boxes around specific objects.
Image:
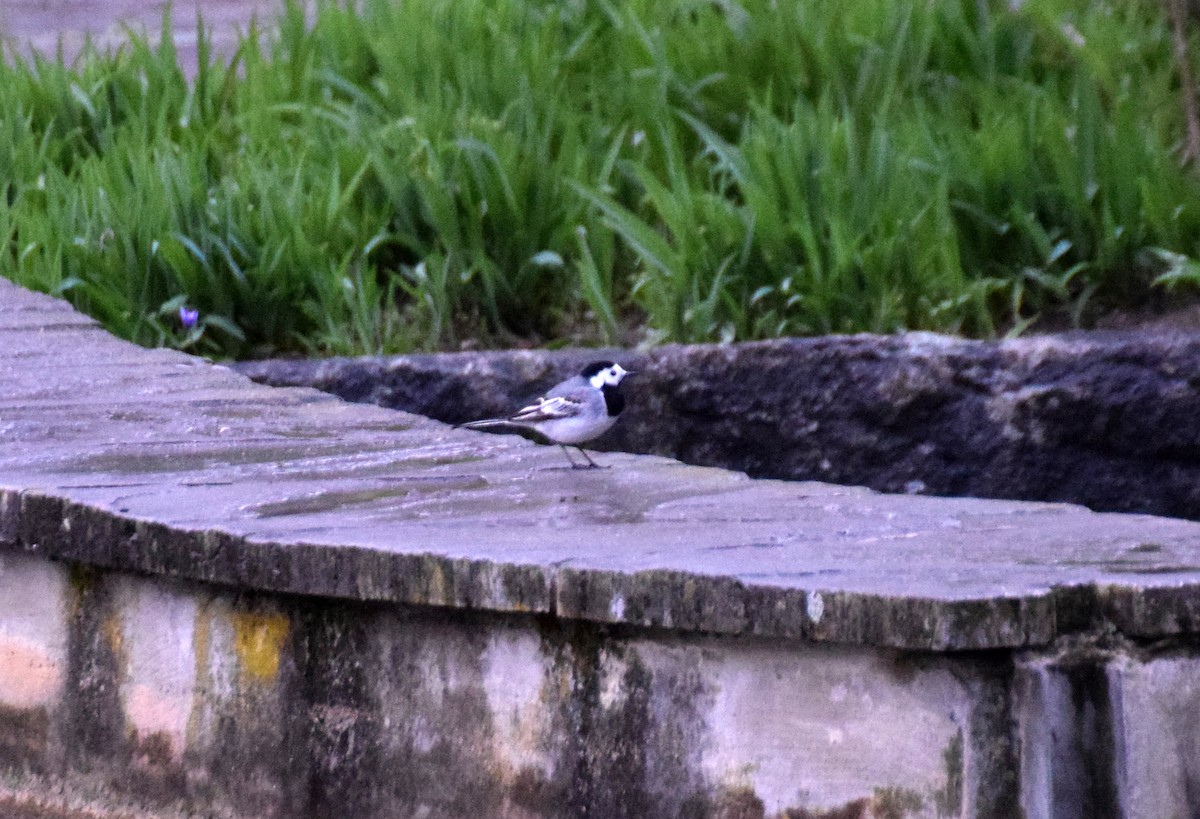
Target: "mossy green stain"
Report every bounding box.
[935,730,964,816]
[873,786,925,819]
[66,563,99,598]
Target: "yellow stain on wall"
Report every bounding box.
[186,603,212,746]
[192,607,211,687]
[102,613,125,666]
[231,611,290,682]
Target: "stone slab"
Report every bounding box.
[3,279,1200,649]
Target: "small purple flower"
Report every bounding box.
[179,306,199,330]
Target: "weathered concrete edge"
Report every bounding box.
[0,485,1077,651]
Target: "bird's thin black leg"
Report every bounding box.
[559,444,581,469]
[575,446,604,469]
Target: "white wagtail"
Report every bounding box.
[458,360,633,468]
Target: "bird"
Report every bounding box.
[458,360,633,469]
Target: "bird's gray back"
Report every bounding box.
[546,374,589,399]
[546,382,604,415]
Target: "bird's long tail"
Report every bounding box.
[456,418,514,431]
[456,417,549,444]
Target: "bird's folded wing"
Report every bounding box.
[509,394,584,423]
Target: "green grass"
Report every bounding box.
[3,0,1200,357]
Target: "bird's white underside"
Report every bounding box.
[529,413,618,445]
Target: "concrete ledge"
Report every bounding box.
[4,279,1200,653]
[5,279,1200,816]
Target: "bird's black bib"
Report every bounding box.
[601,383,625,417]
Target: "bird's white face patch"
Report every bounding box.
[589,363,629,389]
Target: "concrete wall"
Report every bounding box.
[0,546,1023,818]
[1015,647,1200,819]
[11,538,1200,819]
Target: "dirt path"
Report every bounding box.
[1,0,287,71]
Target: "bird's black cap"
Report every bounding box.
[579,360,619,377]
